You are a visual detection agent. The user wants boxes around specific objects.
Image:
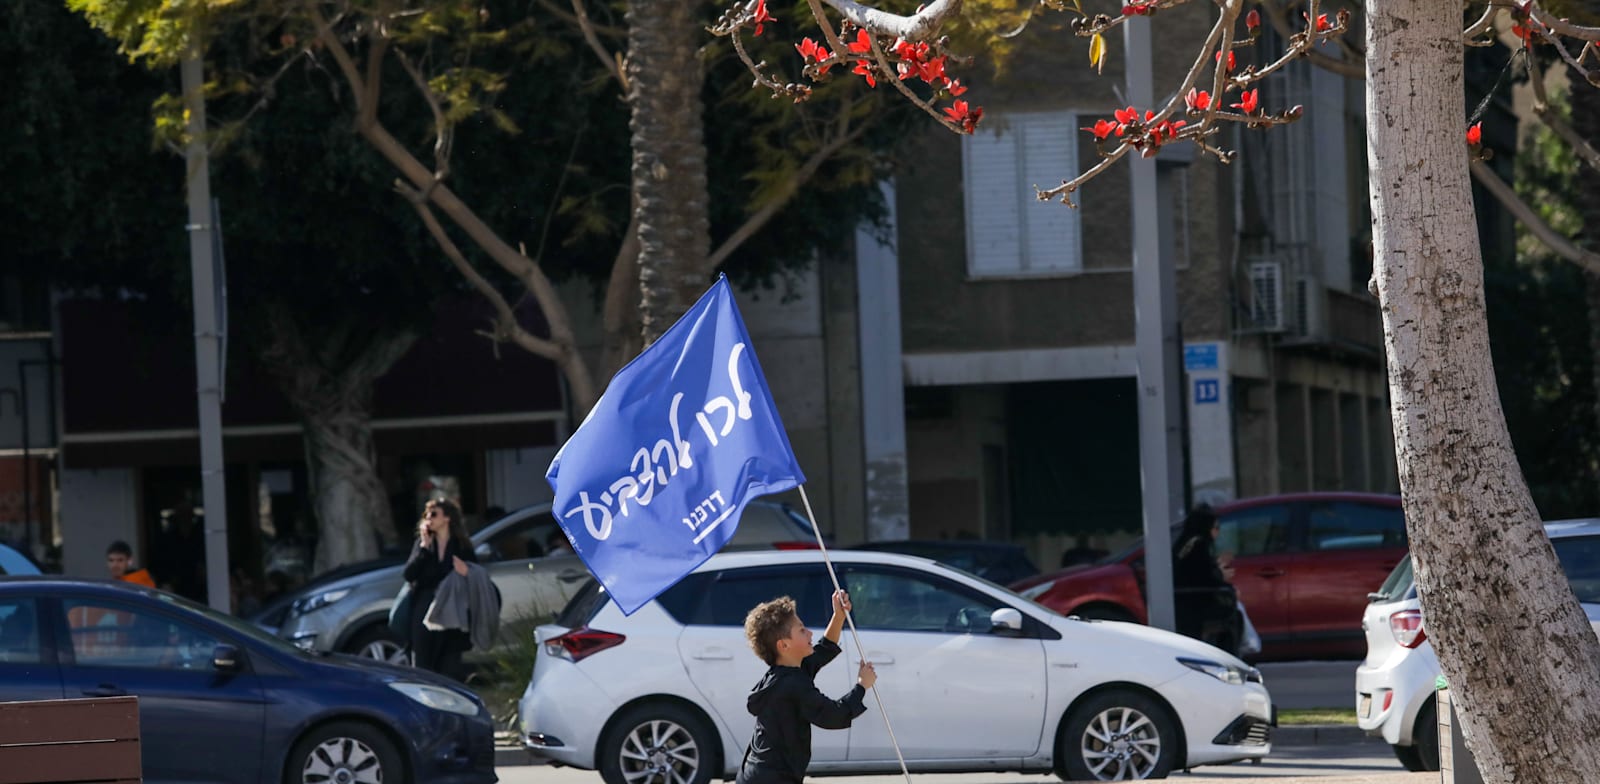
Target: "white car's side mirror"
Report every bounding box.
[991,607,1023,632]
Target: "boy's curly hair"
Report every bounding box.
[745,596,799,665]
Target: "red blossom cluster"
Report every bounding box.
[1467,122,1483,146]
[943,100,983,133]
[1121,0,1158,18]
[750,0,775,36]
[794,26,979,132]
[892,38,968,96]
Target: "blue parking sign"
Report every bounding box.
[1194,378,1220,404]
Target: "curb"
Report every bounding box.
[1272,723,1371,746]
[496,746,539,768]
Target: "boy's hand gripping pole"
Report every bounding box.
[797,486,913,784]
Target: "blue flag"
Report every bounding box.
[546,277,806,615]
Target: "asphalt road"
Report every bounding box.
[1255,660,1362,710]
[494,732,1409,784]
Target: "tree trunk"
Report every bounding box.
[625,0,713,343]
[1366,3,1600,781]
[259,307,418,572]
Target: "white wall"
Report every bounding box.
[486,447,559,512]
[58,468,138,579]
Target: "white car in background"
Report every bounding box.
[1356,518,1600,771]
[520,550,1274,783]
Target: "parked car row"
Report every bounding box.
[1354,517,1600,772]
[1011,492,1407,661]
[518,549,1275,783]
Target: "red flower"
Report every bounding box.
[751,0,775,36]
[1511,23,1535,43]
[1245,8,1260,31]
[1466,122,1482,146]
[943,100,983,133]
[847,29,873,55]
[947,79,968,97]
[1082,119,1117,140]
[1232,88,1259,114]
[1150,119,1186,144]
[1185,88,1211,111]
[852,59,877,87]
[796,37,833,75]
[1215,50,1236,74]
[1303,11,1331,31]
[1121,0,1157,16]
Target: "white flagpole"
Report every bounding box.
[797,485,913,784]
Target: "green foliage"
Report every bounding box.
[468,614,545,731]
[1495,88,1600,517]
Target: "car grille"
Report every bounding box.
[1211,714,1272,746]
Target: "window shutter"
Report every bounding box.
[962,111,1082,277]
[1018,114,1081,273]
[963,127,1023,275]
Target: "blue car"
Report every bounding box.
[0,577,497,784]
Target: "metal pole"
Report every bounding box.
[182,52,232,614]
[1125,18,1183,632]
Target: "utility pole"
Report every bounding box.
[182,51,231,614]
[1126,18,1183,632]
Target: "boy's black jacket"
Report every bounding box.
[737,637,867,784]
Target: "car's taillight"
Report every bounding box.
[772,541,820,550]
[544,627,626,662]
[1389,609,1426,648]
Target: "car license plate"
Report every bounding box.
[1358,694,1372,718]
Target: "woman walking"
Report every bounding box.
[404,498,476,680]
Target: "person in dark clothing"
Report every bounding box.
[737,590,877,784]
[403,498,477,680]
[1172,505,1240,652]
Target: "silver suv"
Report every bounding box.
[263,500,816,662]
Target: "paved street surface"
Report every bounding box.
[495,732,1418,784]
[1256,661,1361,710]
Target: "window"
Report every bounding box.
[962,111,1082,277]
[1554,536,1600,604]
[64,600,222,670]
[842,567,1004,634]
[1304,502,1406,552]
[1217,505,1292,556]
[659,567,832,628]
[0,598,41,664]
[479,511,560,561]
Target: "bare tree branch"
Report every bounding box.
[818,0,963,41]
[708,120,874,267]
[1471,159,1600,275]
[566,0,625,88]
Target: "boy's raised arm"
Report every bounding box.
[824,589,850,643]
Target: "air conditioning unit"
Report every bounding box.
[1248,261,1286,332]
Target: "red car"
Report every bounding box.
[1009,492,1406,661]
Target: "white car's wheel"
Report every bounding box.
[600,704,716,784]
[1056,690,1178,781]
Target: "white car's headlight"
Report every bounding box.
[1177,657,1259,686]
[389,682,481,716]
[291,588,351,615]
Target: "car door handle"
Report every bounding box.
[1256,568,1286,578]
[82,684,127,697]
[864,653,895,665]
[557,569,588,583]
[691,648,734,661]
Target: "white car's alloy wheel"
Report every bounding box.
[1079,706,1162,780]
[618,718,700,784]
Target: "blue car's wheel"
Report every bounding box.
[287,721,404,784]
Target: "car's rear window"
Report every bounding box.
[1370,556,1415,603]
[555,579,612,628]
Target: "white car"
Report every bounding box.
[520,550,1274,782]
[1355,518,1600,772]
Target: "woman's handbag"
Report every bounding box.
[388,582,414,648]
